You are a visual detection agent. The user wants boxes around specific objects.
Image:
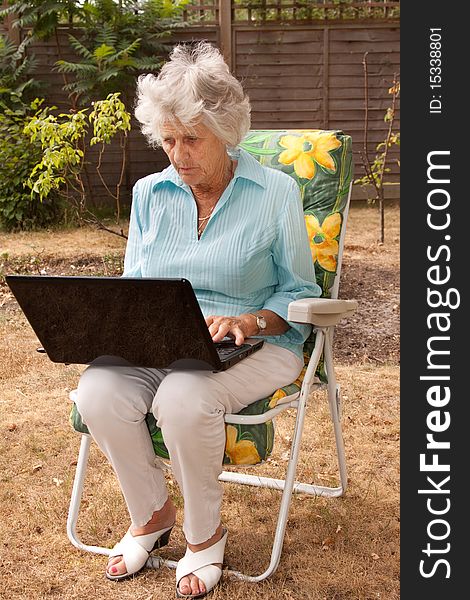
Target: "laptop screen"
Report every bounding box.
[6,276,223,370]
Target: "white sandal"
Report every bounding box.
[106,525,173,581]
[176,529,228,599]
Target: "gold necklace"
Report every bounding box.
[197,204,217,237]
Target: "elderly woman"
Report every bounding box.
[76,42,320,598]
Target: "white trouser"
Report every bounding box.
[76,342,303,545]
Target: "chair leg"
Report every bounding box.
[323,334,348,494]
[67,434,111,556]
[224,399,307,582]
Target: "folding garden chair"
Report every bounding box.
[67,128,357,582]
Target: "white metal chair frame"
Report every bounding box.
[66,183,357,583]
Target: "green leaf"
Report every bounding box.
[68,35,94,60]
[93,43,115,61]
[97,68,120,82]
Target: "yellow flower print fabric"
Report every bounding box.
[305,212,342,273]
[278,131,341,179]
[225,425,261,465]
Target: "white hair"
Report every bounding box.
[134,42,251,148]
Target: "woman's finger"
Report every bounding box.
[208,317,246,344]
[211,320,236,342]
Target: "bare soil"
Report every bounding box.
[336,202,399,365]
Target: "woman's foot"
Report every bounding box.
[177,524,226,598]
[107,497,176,578]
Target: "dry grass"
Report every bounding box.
[0,226,127,258]
[0,202,399,599]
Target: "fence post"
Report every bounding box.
[219,0,232,71]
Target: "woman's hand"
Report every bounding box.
[205,314,258,345]
[206,311,289,345]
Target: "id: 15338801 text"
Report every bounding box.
[429,28,442,114]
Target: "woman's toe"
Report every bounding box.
[107,556,127,576]
[178,575,191,595]
[190,574,204,595]
[178,574,205,596]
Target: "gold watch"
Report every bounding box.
[249,312,267,335]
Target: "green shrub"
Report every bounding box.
[54,0,189,106]
[0,33,40,108]
[0,97,63,231]
[0,33,63,230]
[24,93,131,223]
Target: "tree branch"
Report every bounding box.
[82,210,128,239]
[361,51,380,198]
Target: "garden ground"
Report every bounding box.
[0,201,399,599]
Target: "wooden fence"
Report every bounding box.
[1,3,400,207]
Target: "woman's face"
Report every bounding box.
[160,122,228,188]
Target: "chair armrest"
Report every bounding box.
[287,298,358,327]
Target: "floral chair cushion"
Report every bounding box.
[70,130,353,466]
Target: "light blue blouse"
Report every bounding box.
[123,148,321,359]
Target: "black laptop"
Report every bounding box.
[5,275,264,371]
